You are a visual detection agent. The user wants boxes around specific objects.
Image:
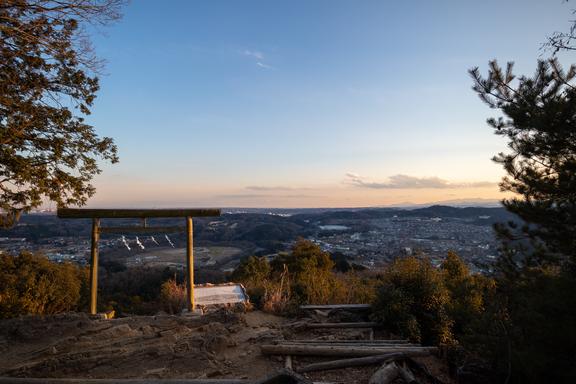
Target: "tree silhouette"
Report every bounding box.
[471,59,576,382]
[470,59,576,272]
[0,0,125,227]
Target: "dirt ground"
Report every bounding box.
[0,310,452,383]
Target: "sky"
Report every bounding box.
[76,0,574,208]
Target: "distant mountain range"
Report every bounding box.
[388,198,503,209]
[221,198,503,215]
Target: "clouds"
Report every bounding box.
[246,185,297,191]
[345,173,496,189]
[218,193,316,199]
[242,50,264,60]
[241,49,274,69]
[256,62,272,69]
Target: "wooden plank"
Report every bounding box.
[186,216,194,311]
[99,226,186,234]
[57,208,221,219]
[261,344,437,357]
[89,218,99,315]
[297,352,408,373]
[276,342,421,348]
[307,322,380,329]
[0,379,333,384]
[300,304,371,310]
[0,379,248,384]
[284,355,293,369]
[277,339,411,344]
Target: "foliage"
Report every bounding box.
[499,268,576,383]
[231,239,378,313]
[0,252,88,318]
[371,256,453,345]
[0,0,125,227]
[470,59,576,271]
[160,277,187,315]
[272,238,337,305]
[471,58,576,382]
[333,271,379,304]
[545,1,576,54]
[230,255,271,306]
[99,265,176,315]
[441,251,495,338]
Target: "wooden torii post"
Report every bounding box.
[57,208,221,315]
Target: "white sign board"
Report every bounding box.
[194,284,248,306]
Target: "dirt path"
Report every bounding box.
[0,311,285,380]
[0,310,452,383]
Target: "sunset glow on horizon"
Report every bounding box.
[79,0,571,208]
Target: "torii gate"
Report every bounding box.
[57,208,221,314]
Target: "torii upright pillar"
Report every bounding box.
[89,218,100,315]
[186,216,194,311]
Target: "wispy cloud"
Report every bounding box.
[242,50,264,60]
[241,49,274,69]
[246,185,307,191]
[218,193,317,199]
[345,173,496,189]
[256,62,272,69]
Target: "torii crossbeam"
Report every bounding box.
[57,208,221,314]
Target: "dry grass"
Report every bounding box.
[160,278,187,314]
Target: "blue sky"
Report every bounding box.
[80,0,573,208]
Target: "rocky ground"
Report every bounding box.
[0,310,452,383]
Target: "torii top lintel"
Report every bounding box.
[57,208,221,219]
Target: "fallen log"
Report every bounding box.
[0,378,334,384]
[297,352,408,373]
[279,342,421,349]
[276,339,411,344]
[0,379,248,384]
[300,304,371,310]
[261,344,437,357]
[306,322,379,329]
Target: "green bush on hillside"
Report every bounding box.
[371,256,453,345]
[231,239,378,312]
[0,252,88,318]
[371,252,495,347]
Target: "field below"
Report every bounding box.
[126,246,242,268]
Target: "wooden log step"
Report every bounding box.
[261,344,437,357]
[296,353,407,373]
[0,379,333,384]
[276,342,422,349]
[306,322,379,329]
[0,379,247,384]
[300,304,371,310]
[277,339,411,344]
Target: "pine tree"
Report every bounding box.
[470,59,576,272]
[471,59,576,383]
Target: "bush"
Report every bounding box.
[230,256,271,306]
[160,278,187,314]
[441,251,495,338]
[231,239,377,313]
[371,256,453,345]
[99,266,175,315]
[0,252,88,318]
[464,268,576,384]
[273,238,337,305]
